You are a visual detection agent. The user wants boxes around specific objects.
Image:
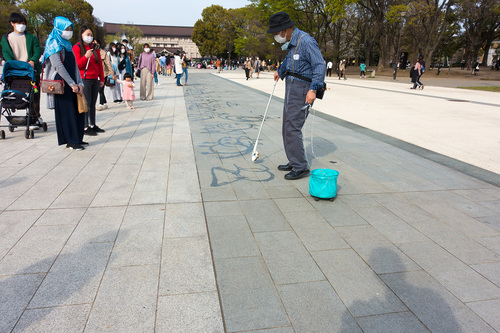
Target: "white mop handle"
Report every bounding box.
[253,80,277,151]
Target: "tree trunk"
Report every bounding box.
[483,40,492,65]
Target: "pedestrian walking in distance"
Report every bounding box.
[326,60,333,77]
[411,56,424,90]
[268,11,326,180]
[339,59,347,80]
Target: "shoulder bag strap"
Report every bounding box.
[292,33,306,73]
[40,52,64,81]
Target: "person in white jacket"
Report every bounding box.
[174,51,183,86]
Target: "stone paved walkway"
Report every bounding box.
[0,71,499,332]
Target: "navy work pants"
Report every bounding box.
[282,77,310,171]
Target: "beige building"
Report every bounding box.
[103,23,201,58]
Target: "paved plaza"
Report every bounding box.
[0,70,499,332]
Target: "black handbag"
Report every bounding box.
[135,69,141,78]
[118,59,126,71]
[315,82,327,100]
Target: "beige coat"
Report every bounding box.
[100,49,113,77]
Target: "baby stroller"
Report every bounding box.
[0,60,47,139]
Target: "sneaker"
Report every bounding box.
[84,127,97,136]
[97,104,104,111]
[29,125,39,130]
[92,125,105,133]
[80,141,89,145]
[66,143,84,150]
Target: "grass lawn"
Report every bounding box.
[458,86,500,92]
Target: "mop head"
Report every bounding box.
[251,151,259,161]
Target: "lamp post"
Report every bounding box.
[393,12,406,80]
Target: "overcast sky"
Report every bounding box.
[87,0,251,27]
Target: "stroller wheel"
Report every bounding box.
[1,130,5,139]
[313,196,320,201]
[25,129,34,139]
[42,123,48,132]
[9,126,14,132]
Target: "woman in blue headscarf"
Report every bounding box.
[43,16,86,150]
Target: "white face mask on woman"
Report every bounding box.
[112,47,117,53]
[121,49,126,54]
[61,31,73,40]
[83,35,93,44]
[15,24,26,33]
[144,48,150,53]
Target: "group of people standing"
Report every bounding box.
[0,13,173,150]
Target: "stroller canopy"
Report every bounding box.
[2,60,36,82]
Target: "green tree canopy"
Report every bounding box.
[19,0,97,46]
[192,5,229,57]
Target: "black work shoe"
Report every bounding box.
[66,144,84,150]
[91,125,105,133]
[278,163,293,171]
[284,169,310,180]
[84,127,97,136]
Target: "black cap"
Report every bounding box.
[267,11,295,34]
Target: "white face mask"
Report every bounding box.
[121,49,126,54]
[274,32,287,44]
[144,48,150,53]
[15,24,26,33]
[83,35,93,44]
[61,31,73,40]
[112,47,116,53]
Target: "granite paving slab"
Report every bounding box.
[156,292,224,332]
[214,256,290,332]
[381,270,496,332]
[2,71,500,332]
[278,281,362,333]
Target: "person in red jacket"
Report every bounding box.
[73,25,105,136]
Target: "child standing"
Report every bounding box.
[117,72,136,109]
[360,62,367,78]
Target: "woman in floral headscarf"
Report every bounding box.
[43,16,85,150]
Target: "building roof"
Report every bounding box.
[103,23,194,37]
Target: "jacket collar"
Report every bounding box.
[287,27,300,49]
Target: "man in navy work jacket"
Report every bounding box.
[268,11,325,180]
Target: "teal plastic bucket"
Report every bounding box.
[309,169,339,199]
